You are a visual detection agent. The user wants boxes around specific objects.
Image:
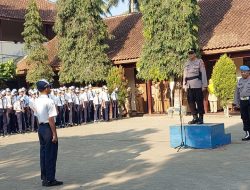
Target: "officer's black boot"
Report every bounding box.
[188,114,198,124]
[242,131,250,141]
[197,114,204,124]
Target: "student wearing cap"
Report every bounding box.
[5,88,14,134]
[29,90,38,132]
[13,96,25,134]
[0,91,7,136]
[88,85,95,121]
[183,49,208,124]
[111,87,119,119]
[34,79,63,187]
[93,91,102,122]
[101,86,111,121]
[65,87,75,126]
[74,88,81,125]
[234,65,250,141]
[80,87,89,124]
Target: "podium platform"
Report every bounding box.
[170,123,231,149]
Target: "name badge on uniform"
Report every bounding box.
[240,97,249,100]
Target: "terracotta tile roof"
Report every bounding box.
[105,13,143,62]
[0,0,56,23]
[199,0,250,53]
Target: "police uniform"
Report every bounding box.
[111,88,119,119]
[88,85,95,121]
[65,87,75,126]
[234,65,250,141]
[34,79,63,187]
[74,89,81,125]
[183,50,207,124]
[13,96,25,133]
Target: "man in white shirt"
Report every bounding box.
[111,87,119,119]
[34,79,63,187]
[0,90,7,136]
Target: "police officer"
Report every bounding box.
[101,86,110,122]
[88,84,95,121]
[74,88,81,125]
[80,87,89,124]
[65,87,75,126]
[33,79,63,187]
[93,91,102,122]
[234,65,250,141]
[183,49,208,124]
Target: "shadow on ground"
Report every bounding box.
[1,121,250,190]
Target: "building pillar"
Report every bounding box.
[147,80,152,114]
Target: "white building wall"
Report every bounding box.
[0,41,25,62]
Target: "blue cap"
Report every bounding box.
[240,65,250,71]
[36,79,51,92]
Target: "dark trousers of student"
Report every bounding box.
[68,103,74,125]
[16,112,25,132]
[0,109,7,134]
[104,101,110,121]
[24,107,30,129]
[83,102,89,123]
[112,100,118,119]
[30,109,38,131]
[240,100,250,132]
[74,104,81,124]
[6,108,13,133]
[57,106,65,127]
[38,123,58,182]
[187,88,205,115]
[94,105,101,121]
[88,100,94,121]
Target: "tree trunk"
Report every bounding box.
[130,0,135,13]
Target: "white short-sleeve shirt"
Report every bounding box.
[34,95,57,124]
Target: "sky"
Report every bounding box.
[48,0,129,17]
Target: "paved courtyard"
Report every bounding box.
[0,115,250,190]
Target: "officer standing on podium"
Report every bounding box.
[234,65,250,141]
[183,49,208,124]
[34,79,63,187]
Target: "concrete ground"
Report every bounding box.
[0,115,249,190]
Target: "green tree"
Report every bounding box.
[22,0,54,84]
[137,0,199,81]
[54,0,111,84]
[211,54,237,108]
[0,60,16,80]
[107,66,128,106]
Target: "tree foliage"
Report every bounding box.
[54,0,111,84]
[137,0,200,81]
[22,0,54,84]
[107,66,128,106]
[211,54,237,107]
[0,60,16,80]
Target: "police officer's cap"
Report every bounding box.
[188,48,196,54]
[240,65,250,71]
[6,88,10,92]
[1,90,6,95]
[36,79,52,92]
[80,87,84,91]
[18,88,24,93]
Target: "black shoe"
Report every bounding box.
[196,118,204,124]
[43,180,63,187]
[242,131,250,141]
[188,115,198,124]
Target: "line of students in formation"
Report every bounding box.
[0,85,119,136]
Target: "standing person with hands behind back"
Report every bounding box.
[234,66,250,141]
[183,49,208,124]
[34,79,63,187]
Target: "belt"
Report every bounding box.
[240,97,249,100]
[39,122,49,125]
[185,75,200,81]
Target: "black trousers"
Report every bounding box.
[187,88,205,115]
[83,102,89,123]
[0,109,7,134]
[94,105,101,121]
[89,100,94,121]
[57,106,65,127]
[74,104,81,124]
[38,123,58,182]
[30,110,38,131]
[16,112,25,132]
[68,103,74,125]
[112,100,118,119]
[240,100,250,132]
[104,102,110,121]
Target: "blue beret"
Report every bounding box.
[240,65,250,71]
[36,79,51,92]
